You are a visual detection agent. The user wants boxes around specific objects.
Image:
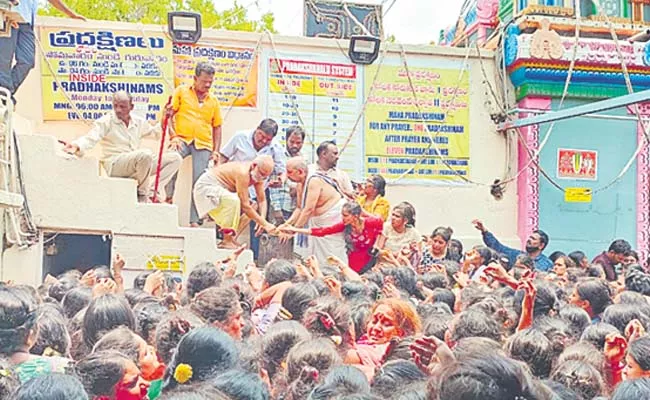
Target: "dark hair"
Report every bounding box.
[208,369,270,400]
[164,327,239,390]
[557,341,605,372]
[366,174,386,197]
[186,262,223,299]
[285,338,342,400]
[262,321,311,380]
[155,310,205,365]
[61,287,92,319]
[534,229,549,249]
[92,326,141,364]
[430,288,456,312]
[302,297,351,345]
[82,294,135,349]
[123,288,157,307]
[419,273,448,291]
[609,239,632,255]
[0,357,19,398]
[452,337,505,361]
[286,125,306,141]
[513,281,558,318]
[611,377,650,400]
[548,251,565,263]
[12,373,88,400]
[282,282,318,321]
[437,354,540,400]
[158,386,229,400]
[473,245,494,266]
[191,287,240,325]
[587,263,605,278]
[316,140,336,157]
[417,302,452,320]
[195,61,215,76]
[568,250,588,268]
[625,249,639,262]
[0,285,37,355]
[393,202,416,226]
[48,277,79,303]
[602,303,649,333]
[505,328,556,378]
[559,305,591,338]
[257,118,279,137]
[350,303,371,342]
[31,304,70,357]
[450,309,502,343]
[423,313,452,340]
[576,278,612,316]
[309,365,370,400]
[341,281,375,303]
[431,227,453,243]
[385,267,419,298]
[133,300,168,345]
[75,351,129,398]
[371,360,426,397]
[550,360,605,400]
[264,259,297,287]
[628,335,650,371]
[580,322,620,350]
[625,269,650,296]
[341,202,363,252]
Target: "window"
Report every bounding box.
[518,0,528,13]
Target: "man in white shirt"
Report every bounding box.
[63,91,182,202]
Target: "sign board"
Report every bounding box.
[557,148,598,180]
[265,53,365,180]
[564,187,593,203]
[40,27,174,121]
[364,62,470,184]
[173,43,258,108]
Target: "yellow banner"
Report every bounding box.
[564,187,593,203]
[39,27,174,121]
[364,64,470,183]
[173,44,258,108]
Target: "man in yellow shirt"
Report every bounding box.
[165,62,222,227]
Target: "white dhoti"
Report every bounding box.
[193,172,241,230]
[308,198,347,266]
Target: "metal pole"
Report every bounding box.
[497,89,650,131]
[508,108,642,122]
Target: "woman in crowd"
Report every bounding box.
[0,285,70,384]
[357,174,390,221]
[377,202,421,267]
[420,227,454,268]
[75,350,150,400]
[281,201,384,274]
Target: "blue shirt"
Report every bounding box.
[220,130,286,174]
[14,0,37,25]
[482,231,553,272]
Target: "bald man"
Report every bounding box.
[282,156,347,264]
[193,155,276,248]
[63,91,182,202]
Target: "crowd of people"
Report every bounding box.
[4,47,650,400]
[2,206,650,399]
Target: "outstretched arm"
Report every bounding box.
[47,0,85,19]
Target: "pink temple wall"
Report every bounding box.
[517,96,551,249]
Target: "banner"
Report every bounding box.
[173,44,258,108]
[40,27,174,121]
[364,64,470,183]
[557,148,598,180]
[265,56,364,180]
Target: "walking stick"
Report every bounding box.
[152,96,173,203]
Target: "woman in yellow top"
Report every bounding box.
[357,174,390,221]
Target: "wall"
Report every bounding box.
[15,17,520,250]
[537,99,638,258]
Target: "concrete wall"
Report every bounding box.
[15,17,520,250]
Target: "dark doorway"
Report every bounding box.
[42,233,112,279]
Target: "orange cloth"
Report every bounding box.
[171,85,222,151]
